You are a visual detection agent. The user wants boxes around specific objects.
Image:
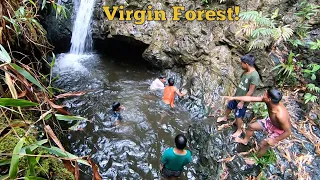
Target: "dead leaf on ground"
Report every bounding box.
[88,156,102,180]
[54,91,88,99]
[44,125,65,151]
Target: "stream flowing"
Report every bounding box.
[52,52,204,179]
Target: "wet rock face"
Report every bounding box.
[40,0,74,53]
[186,122,250,180]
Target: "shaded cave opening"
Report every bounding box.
[92,36,156,70]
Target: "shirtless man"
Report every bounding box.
[222,88,291,157]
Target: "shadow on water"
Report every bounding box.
[52,52,199,179]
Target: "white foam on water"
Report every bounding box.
[53,53,93,73]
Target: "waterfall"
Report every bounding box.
[70,0,96,55]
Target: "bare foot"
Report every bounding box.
[234,137,248,145]
[244,158,256,165]
[231,129,242,137]
[217,116,227,123]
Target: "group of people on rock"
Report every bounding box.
[108,54,292,179]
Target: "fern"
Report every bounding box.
[239,11,261,21]
[273,25,294,44]
[251,28,274,38]
[256,16,275,27]
[304,93,318,103]
[307,84,320,93]
[248,37,272,50]
[238,10,293,51]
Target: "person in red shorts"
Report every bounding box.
[222,88,291,158]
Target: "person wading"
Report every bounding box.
[160,134,192,179]
[162,78,185,108]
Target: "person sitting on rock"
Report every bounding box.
[217,54,261,138]
[160,134,192,179]
[150,75,166,91]
[162,78,185,108]
[222,88,292,158]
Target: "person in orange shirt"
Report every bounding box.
[162,78,185,108]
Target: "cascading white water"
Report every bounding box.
[70,0,96,55]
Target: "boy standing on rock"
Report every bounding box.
[222,88,292,158]
[217,54,260,137]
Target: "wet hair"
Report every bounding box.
[267,88,282,104]
[159,75,165,79]
[175,134,187,150]
[240,54,255,66]
[112,102,121,111]
[168,78,174,86]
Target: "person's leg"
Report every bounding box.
[232,117,243,137]
[234,121,263,145]
[217,100,236,122]
[232,106,247,137]
[257,139,270,158]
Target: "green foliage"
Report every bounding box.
[237,10,293,51]
[304,92,318,103]
[252,149,277,168]
[295,1,320,22]
[289,39,304,47]
[272,51,296,80]
[9,137,26,179]
[0,98,38,107]
[294,1,319,38]
[303,63,320,81]
[308,39,320,50]
[2,0,69,58]
[251,102,268,119]
[202,0,208,4]
[302,63,320,104]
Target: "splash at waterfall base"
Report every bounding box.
[102,5,240,25]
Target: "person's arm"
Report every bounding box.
[160,151,168,171]
[222,95,263,102]
[238,84,257,108]
[175,87,185,97]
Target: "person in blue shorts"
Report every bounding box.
[217,54,261,137]
[160,134,192,179]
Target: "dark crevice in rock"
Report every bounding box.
[92,37,154,68]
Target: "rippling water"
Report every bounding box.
[52,53,198,179]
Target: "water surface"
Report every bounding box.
[53,52,198,179]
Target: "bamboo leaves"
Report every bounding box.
[55,114,87,121]
[0,98,38,107]
[10,63,47,93]
[9,137,26,179]
[0,44,11,63]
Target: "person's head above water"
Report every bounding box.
[159,75,166,83]
[168,78,175,86]
[240,54,255,69]
[175,134,187,150]
[112,102,121,111]
[265,88,283,104]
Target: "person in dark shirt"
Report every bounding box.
[108,102,125,125]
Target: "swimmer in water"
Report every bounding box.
[162,78,185,108]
